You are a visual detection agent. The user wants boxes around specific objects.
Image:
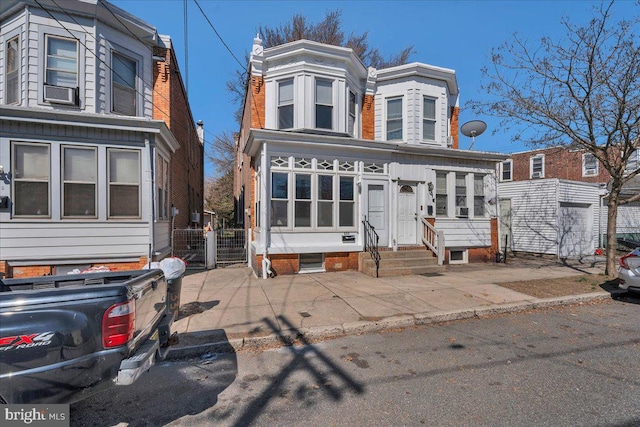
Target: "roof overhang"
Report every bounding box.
[376,62,459,96]
[245,129,507,162]
[1,105,180,152]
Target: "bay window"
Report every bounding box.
[6,36,19,104]
[156,154,169,220]
[46,36,77,88]
[315,79,333,129]
[318,175,333,227]
[13,143,50,217]
[278,79,294,129]
[423,97,436,141]
[63,146,96,217]
[348,91,356,136]
[386,97,403,140]
[295,174,312,227]
[271,172,288,226]
[112,52,137,116]
[108,149,140,218]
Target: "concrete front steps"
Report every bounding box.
[359,248,446,277]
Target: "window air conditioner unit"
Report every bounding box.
[455,207,469,218]
[44,84,77,105]
[191,212,201,223]
[532,171,542,179]
[584,169,597,176]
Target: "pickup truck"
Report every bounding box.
[0,269,176,404]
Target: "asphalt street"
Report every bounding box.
[71,296,640,427]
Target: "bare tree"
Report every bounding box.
[204,131,236,226]
[470,1,639,275]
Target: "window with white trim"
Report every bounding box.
[5,36,19,104]
[108,149,140,218]
[530,155,545,178]
[455,173,467,208]
[315,79,333,129]
[582,153,598,177]
[348,91,356,136]
[501,160,512,181]
[294,173,312,227]
[473,174,485,217]
[423,97,436,141]
[318,174,333,227]
[435,171,448,216]
[271,172,288,226]
[45,35,78,88]
[156,154,169,220]
[386,97,403,140]
[12,142,50,217]
[63,146,96,218]
[339,176,355,227]
[278,79,294,129]
[112,51,137,116]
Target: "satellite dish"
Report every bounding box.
[460,120,487,149]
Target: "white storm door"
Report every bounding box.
[397,184,417,245]
[367,184,387,246]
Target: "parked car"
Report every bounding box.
[0,269,176,404]
[618,248,640,294]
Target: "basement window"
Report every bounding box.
[449,249,468,264]
[299,253,324,273]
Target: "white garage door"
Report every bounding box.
[558,203,592,258]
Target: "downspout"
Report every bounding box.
[261,142,272,279]
[147,137,156,263]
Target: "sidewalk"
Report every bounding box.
[167,255,617,359]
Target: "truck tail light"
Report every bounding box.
[619,253,637,270]
[102,300,135,349]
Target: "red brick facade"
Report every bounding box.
[450,107,460,149]
[7,257,148,279]
[362,94,375,140]
[152,45,204,229]
[509,146,610,183]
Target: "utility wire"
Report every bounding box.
[192,0,247,73]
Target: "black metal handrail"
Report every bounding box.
[362,215,381,278]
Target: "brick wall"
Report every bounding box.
[510,146,610,183]
[153,45,204,229]
[6,257,148,279]
[325,252,359,272]
[362,94,375,140]
[450,107,460,149]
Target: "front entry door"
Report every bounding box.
[397,184,417,245]
[367,184,388,246]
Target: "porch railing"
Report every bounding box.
[362,215,381,278]
[421,217,445,265]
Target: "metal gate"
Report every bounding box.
[216,228,247,266]
[172,229,207,268]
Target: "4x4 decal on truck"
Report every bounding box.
[0,332,55,351]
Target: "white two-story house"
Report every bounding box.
[235,37,507,277]
[0,0,203,278]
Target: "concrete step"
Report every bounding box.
[377,250,436,260]
[362,256,438,269]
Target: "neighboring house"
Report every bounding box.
[498,146,639,257]
[235,37,507,277]
[0,0,203,278]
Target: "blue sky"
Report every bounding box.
[111,0,637,176]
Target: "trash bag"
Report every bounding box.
[159,257,187,279]
[142,262,162,270]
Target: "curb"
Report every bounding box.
[165,292,615,361]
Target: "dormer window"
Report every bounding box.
[423,97,436,141]
[112,52,137,116]
[386,97,403,140]
[278,79,294,129]
[315,79,333,130]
